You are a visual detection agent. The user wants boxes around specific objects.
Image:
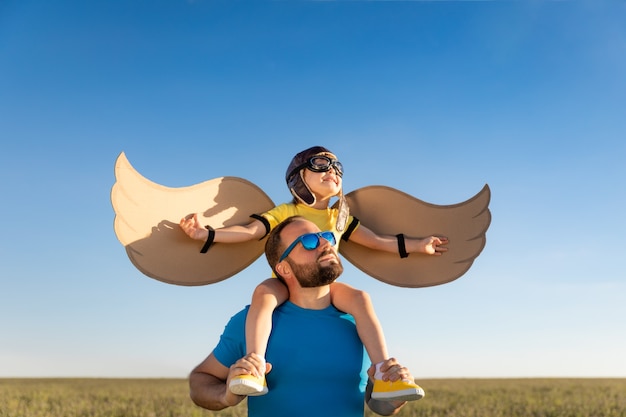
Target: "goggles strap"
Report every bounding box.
[335,193,349,232]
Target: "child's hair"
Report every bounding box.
[285,146,338,206]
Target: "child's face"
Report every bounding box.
[303,165,342,200]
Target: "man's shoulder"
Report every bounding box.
[223,305,250,329]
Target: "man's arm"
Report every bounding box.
[189,353,245,410]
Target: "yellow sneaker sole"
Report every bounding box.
[371,379,425,402]
[229,375,268,396]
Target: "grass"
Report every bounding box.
[1,378,625,417]
[377,379,626,417]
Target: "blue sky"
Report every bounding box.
[1,0,625,379]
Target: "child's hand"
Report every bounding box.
[421,236,448,256]
[179,213,209,241]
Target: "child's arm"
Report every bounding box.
[179,214,267,243]
[348,224,448,256]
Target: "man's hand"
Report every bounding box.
[229,353,271,380]
[368,357,415,383]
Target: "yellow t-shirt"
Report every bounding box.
[261,203,358,251]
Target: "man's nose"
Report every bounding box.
[318,236,333,251]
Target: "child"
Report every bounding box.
[179,146,448,401]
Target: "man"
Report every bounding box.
[189,216,419,416]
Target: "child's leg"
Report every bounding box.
[230,278,289,397]
[329,282,388,364]
[330,282,424,402]
[245,278,289,366]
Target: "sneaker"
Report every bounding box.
[228,374,268,396]
[371,379,425,402]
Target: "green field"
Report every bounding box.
[1,378,625,417]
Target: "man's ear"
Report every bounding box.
[275,261,291,278]
[275,262,285,276]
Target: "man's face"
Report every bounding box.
[280,221,343,288]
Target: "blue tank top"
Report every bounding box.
[213,302,370,417]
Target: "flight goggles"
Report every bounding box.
[279,231,337,262]
[292,155,344,178]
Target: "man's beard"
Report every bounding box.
[286,251,343,288]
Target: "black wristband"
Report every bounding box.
[200,225,216,253]
[396,233,409,258]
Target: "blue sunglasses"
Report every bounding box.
[279,231,337,262]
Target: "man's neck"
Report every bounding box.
[289,286,332,310]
